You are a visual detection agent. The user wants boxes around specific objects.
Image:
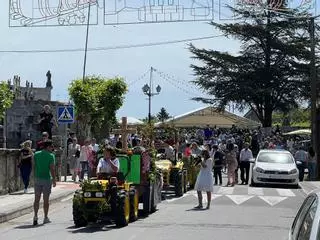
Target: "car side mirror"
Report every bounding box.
[296,161,302,166]
[249,158,256,163]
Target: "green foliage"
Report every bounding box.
[68,76,127,138]
[0,82,14,119]
[80,179,104,191]
[140,122,156,146]
[147,149,158,183]
[273,107,310,127]
[189,8,315,127]
[157,107,171,122]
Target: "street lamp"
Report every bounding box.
[142,67,161,124]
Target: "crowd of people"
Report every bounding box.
[16,119,316,218]
[163,125,316,209]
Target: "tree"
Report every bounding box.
[68,76,127,140]
[273,107,310,127]
[189,8,314,127]
[157,107,171,122]
[0,82,14,119]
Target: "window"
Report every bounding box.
[298,197,318,240]
[291,195,317,239]
[257,152,294,164]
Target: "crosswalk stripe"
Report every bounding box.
[217,187,234,195]
[258,196,288,206]
[226,195,254,205]
[248,187,264,196]
[276,189,295,197]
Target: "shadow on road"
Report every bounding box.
[14,224,42,229]
[9,192,25,196]
[185,208,208,212]
[68,223,117,233]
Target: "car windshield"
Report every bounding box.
[257,152,294,164]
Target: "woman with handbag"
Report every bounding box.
[67,137,81,182]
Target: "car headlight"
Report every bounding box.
[289,169,298,174]
[84,192,91,197]
[95,192,103,198]
[255,167,265,173]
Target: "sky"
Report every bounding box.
[0,0,317,120]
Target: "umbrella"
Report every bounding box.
[283,129,311,136]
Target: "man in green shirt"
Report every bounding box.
[33,139,56,225]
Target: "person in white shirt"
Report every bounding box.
[239,142,253,185]
[164,142,175,161]
[96,147,120,179]
[91,138,99,153]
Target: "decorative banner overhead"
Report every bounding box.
[8,0,317,27]
[9,0,99,27]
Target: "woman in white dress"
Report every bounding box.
[194,150,214,209]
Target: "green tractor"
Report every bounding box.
[72,147,162,227]
[155,151,187,197]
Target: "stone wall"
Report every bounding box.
[0,149,63,195]
[4,99,69,148]
[15,86,52,101]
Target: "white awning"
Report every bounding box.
[117,117,143,125]
[283,129,311,136]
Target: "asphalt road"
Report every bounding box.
[0,179,306,240]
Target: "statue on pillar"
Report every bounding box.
[46,70,52,88]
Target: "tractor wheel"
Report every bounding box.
[175,173,183,197]
[115,191,130,227]
[129,189,139,222]
[72,193,87,227]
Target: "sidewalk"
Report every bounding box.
[299,181,320,195]
[0,177,80,224]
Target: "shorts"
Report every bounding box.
[34,179,52,196]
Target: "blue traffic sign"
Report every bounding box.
[57,105,74,124]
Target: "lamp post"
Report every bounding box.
[142,67,161,124]
[82,1,92,82]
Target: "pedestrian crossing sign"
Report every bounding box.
[57,106,74,124]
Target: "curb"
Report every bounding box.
[0,190,75,224]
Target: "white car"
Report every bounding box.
[289,191,320,240]
[251,149,299,188]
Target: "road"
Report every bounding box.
[0,180,306,240]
